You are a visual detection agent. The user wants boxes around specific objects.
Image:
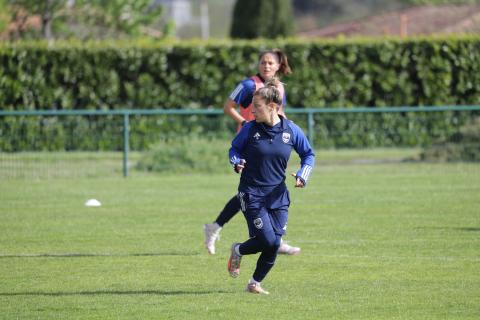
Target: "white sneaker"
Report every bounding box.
[203,223,221,255]
[246,282,269,295]
[277,241,301,255]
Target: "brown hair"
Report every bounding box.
[254,77,282,106]
[258,49,292,76]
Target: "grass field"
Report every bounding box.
[0,150,479,319]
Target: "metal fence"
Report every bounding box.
[1,105,479,177]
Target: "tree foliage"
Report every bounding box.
[7,0,68,41]
[2,0,164,41]
[74,0,164,38]
[230,0,294,39]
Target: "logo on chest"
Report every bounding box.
[282,132,291,143]
[253,132,261,140]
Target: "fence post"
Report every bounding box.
[307,111,315,147]
[123,112,130,177]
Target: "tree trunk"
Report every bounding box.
[42,0,54,46]
[200,0,209,39]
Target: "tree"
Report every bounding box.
[8,0,68,42]
[4,0,165,41]
[230,0,294,39]
[75,0,164,38]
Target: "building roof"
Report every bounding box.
[298,5,480,38]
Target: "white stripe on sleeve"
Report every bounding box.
[229,84,244,101]
[300,165,312,181]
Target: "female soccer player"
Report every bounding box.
[227,79,315,294]
[203,49,301,255]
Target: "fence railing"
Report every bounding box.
[1,105,480,177]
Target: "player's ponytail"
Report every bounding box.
[274,49,292,76]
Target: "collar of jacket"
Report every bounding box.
[258,115,288,139]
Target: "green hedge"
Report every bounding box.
[420,117,480,162]
[1,37,479,150]
[136,136,231,173]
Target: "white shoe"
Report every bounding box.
[277,241,301,255]
[246,282,269,295]
[203,223,221,255]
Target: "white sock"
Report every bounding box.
[234,244,242,256]
[212,222,222,232]
[249,278,261,285]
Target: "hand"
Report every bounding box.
[291,173,305,188]
[234,159,246,174]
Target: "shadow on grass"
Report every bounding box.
[0,252,200,259]
[455,227,480,232]
[0,289,231,297]
[416,226,480,232]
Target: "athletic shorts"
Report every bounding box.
[238,186,290,237]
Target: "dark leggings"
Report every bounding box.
[240,233,281,282]
[214,195,241,226]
